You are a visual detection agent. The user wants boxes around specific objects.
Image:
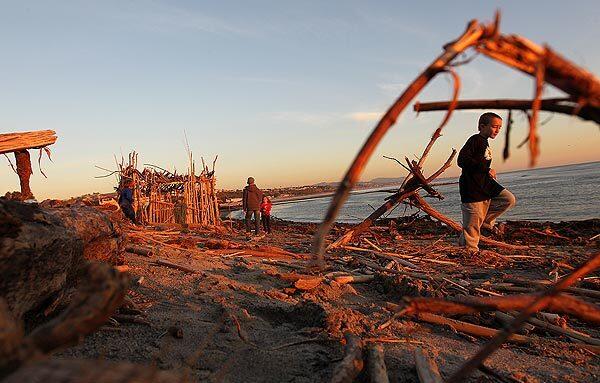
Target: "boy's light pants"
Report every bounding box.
[459,189,516,252]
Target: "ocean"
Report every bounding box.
[270,161,600,223]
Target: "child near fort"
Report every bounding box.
[260,196,273,234]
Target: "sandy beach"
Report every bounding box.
[40,204,598,383]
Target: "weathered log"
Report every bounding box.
[0,200,122,319]
[26,263,129,354]
[367,343,390,383]
[414,347,443,383]
[330,332,364,383]
[0,130,57,155]
[1,263,129,379]
[413,98,600,124]
[48,204,122,264]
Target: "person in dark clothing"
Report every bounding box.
[243,177,263,235]
[457,112,516,253]
[260,196,272,234]
[118,180,136,224]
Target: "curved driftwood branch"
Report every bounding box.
[311,18,495,265]
[314,12,600,265]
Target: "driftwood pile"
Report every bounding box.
[294,218,599,382]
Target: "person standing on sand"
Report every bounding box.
[457,112,516,253]
[118,179,136,224]
[243,177,263,235]
[260,196,273,234]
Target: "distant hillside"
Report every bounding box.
[367,177,403,185]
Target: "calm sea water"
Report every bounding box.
[270,161,600,223]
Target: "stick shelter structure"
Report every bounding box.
[114,151,220,226]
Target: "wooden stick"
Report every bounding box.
[414,347,443,383]
[508,311,600,346]
[416,312,530,344]
[367,343,390,383]
[330,332,364,383]
[413,98,600,124]
[404,293,600,324]
[447,251,600,383]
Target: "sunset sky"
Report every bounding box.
[1,1,599,199]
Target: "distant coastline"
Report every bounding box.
[220,160,599,211]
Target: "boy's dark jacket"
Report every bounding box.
[243,184,263,210]
[457,133,504,203]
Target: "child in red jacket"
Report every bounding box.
[260,196,272,234]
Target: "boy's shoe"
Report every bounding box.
[482,223,506,237]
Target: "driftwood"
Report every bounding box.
[327,149,456,250]
[414,347,443,383]
[366,343,389,383]
[506,311,600,346]
[416,312,530,344]
[312,12,600,263]
[330,332,364,383]
[404,293,600,325]
[0,263,129,379]
[0,200,121,319]
[446,251,600,383]
[414,98,600,124]
[0,130,57,154]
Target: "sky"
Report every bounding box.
[1,0,599,199]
